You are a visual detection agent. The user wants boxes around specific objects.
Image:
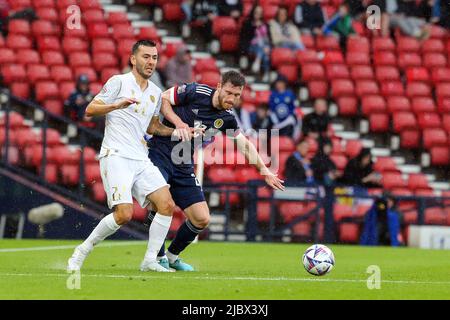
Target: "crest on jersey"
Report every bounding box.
[150,95,155,103]
[214,119,224,129]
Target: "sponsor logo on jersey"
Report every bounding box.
[150,95,155,103]
[177,84,187,94]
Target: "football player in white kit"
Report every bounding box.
[67,40,194,272]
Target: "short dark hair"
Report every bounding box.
[221,70,246,87]
[132,39,157,55]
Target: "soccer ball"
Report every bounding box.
[302,244,335,276]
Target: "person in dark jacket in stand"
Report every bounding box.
[293,0,326,35]
[285,139,315,186]
[341,148,381,188]
[311,138,337,186]
[301,98,329,141]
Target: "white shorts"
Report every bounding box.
[99,155,169,209]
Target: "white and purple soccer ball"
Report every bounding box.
[302,244,335,276]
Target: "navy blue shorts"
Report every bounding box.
[148,149,205,210]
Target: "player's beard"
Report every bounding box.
[218,92,233,110]
[136,63,153,80]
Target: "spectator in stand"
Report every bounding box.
[284,139,315,186]
[191,0,218,43]
[341,148,381,187]
[231,101,253,133]
[269,6,305,51]
[180,0,193,38]
[268,75,300,139]
[387,0,431,39]
[301,98,329,142]
[0,1,37,36]
[217,0,243,19]
[65,75,98,129]
[323,3,356,51]
[360,195,401,246]
[239,4,272,81]
[251,104,272,132]
[311,138,337,186]
[164,46,193,87]
[293,0,326,35]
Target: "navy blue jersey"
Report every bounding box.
[148,82,240,164]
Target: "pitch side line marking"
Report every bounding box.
[0,272,449,285]
[0,241,147,253]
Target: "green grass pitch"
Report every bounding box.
[0,239,449,300]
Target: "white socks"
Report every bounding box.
[166,251,178,264]
[144,213,172,262]
[79,213,120,252]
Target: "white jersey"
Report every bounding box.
[94,72,162,161]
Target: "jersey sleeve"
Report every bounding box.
[94,76,121,104]
[153,93,162,117]
[169,83,197,106]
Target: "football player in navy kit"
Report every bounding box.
[147,70,284,271]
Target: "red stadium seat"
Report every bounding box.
[87,23,110,38]
[27,64,51,82]
[43,99,63,115]
[380,81,404,97]
[197,71,220,87]
[138,27,160,42]
[336,96,358,116]
[111,24,136,41]
[33,0,56,8]
[406,67,430,83]
[278,64,299,84]
[347,36,369,53]
[350,65,374,80]
[60,164,80,185]
[50,65,73,83]
[1,64,26,84]
[62,37,89,54]
[436,83,450,99]
[10,82,30,99]
[297,50,321,65]
[31,20,58,36]
[220,34,239,52]
[333,203,353,221]
[330,154,348,171]
[74,66,98,82]
[431,68,450,84]
[90,82,103,95]
[345,140,363,158]
[400,129,420,149]
[430,146,450,165]
[69,52,92,68]
[16,49,40,65]
[316,36,340,51]
[308,81,329,98]
[279,202,310,223]
[406,82,431,98]
[36,36,61,51]
[369,113,389,132]
[262,4,278,21]
[356,80,379,97]
[91,182,106,203]
[382,172,407,189]
[60,81,75,100]
[346,52,370,65]
[85,163,101,184]
[392,112,417,132]
[375,66,400,81]
[207,167,236,183]
[41,50,65,66]
[418,113,442,129]
[408,174,429,191]
[423,128,448,149]
[92,53,118,71]
[101,68,120,84]
[373,51,396,66]
[107,12,129,25]
[372,37,395,52]
[411,97,436,114]
[270,48,296,68]
[79,0,102,11]
[35,81,59,102]
[162,2,185,21]
[194,58,219,74]
[6,34,32,49]
[212,17,237,36]
[322,51,344,65]
[91,38,116,54]
[9,0,32,11]
[374,157,398,173]
[83,9,105,25]
[8,20,31,35]
[361,95,386,115]
[339,223,359,243]
[0,48,15,64]
[63,24,87,38]
[386,96,411,112]
[424,207,447,225]
[331,79,354,98]
[397,37,420,53]
[300,34,315,49]
[35,8,58,23]
[301,63,325,81]
[423,53,447,69]
[398,53,422,69]
[421,39,444,53]
[326,64,350,79]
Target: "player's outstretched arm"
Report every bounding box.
[161,88,188,126]
[85,98,137,117]
[234,133,285,191]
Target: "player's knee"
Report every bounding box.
[114,206,134,225]
[157,198,175,215]
[193,215,210,229]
